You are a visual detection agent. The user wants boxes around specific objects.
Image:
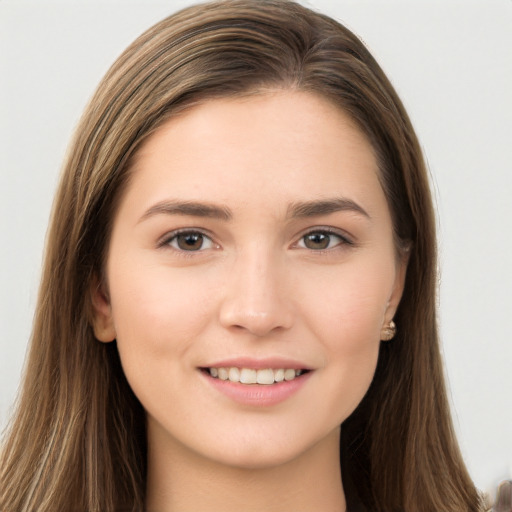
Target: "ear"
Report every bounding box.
[90,275,116,343]
[383,250,410,324]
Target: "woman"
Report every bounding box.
[0,1,484,510]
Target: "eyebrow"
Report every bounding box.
[139,200,232,222]
[139,197,369,223]
[286,198,370,220]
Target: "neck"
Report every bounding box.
[145,422,346,512]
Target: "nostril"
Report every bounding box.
[219,295,295,336]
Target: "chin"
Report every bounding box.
[212,447,302,471]
[197,424,342,472]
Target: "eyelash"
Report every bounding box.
[294,228,354,252]
[159,229,216,253]
[159,227,354,254]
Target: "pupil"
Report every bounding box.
[306,233,329,249]
[177,233,203,251]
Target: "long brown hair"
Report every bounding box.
[1,1,483,510]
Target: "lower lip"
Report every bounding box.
[201,371,312,407]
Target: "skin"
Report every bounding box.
[92,90,407,512]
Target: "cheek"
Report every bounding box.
[106,264,218,417]
[297,260,392,416]
[107,262,217,377]
[300,258,394,348]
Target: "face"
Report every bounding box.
[92,91,407,470]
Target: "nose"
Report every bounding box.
[218,247,294,337]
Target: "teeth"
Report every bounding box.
[240,368,257,384]
[284,368,296,381]
[208,367,305,385]
[256,368,274,385]
[228,367,240,382]
[274,368,285,382]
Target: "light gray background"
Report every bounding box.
[1,0,511,498]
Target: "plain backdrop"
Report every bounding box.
[1,0,511,498]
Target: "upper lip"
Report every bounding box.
[201,357,313,370]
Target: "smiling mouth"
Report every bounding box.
[202,367,308,385]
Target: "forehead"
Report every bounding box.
[123,90,385,218]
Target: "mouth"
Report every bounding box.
[201,367,310,385]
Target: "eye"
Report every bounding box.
[297,230,349,250]
[165,231,214,251]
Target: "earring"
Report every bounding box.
[381,320,396,341]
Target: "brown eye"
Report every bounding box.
[299,231,346,250]
[177,233,203,250]
[304,232,330,250]
[167,231,214,251]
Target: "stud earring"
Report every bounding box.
[381,320,396,341]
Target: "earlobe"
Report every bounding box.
[380,320,397,341]
[90,277,116,343]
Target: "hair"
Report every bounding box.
[1,1,484,511]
